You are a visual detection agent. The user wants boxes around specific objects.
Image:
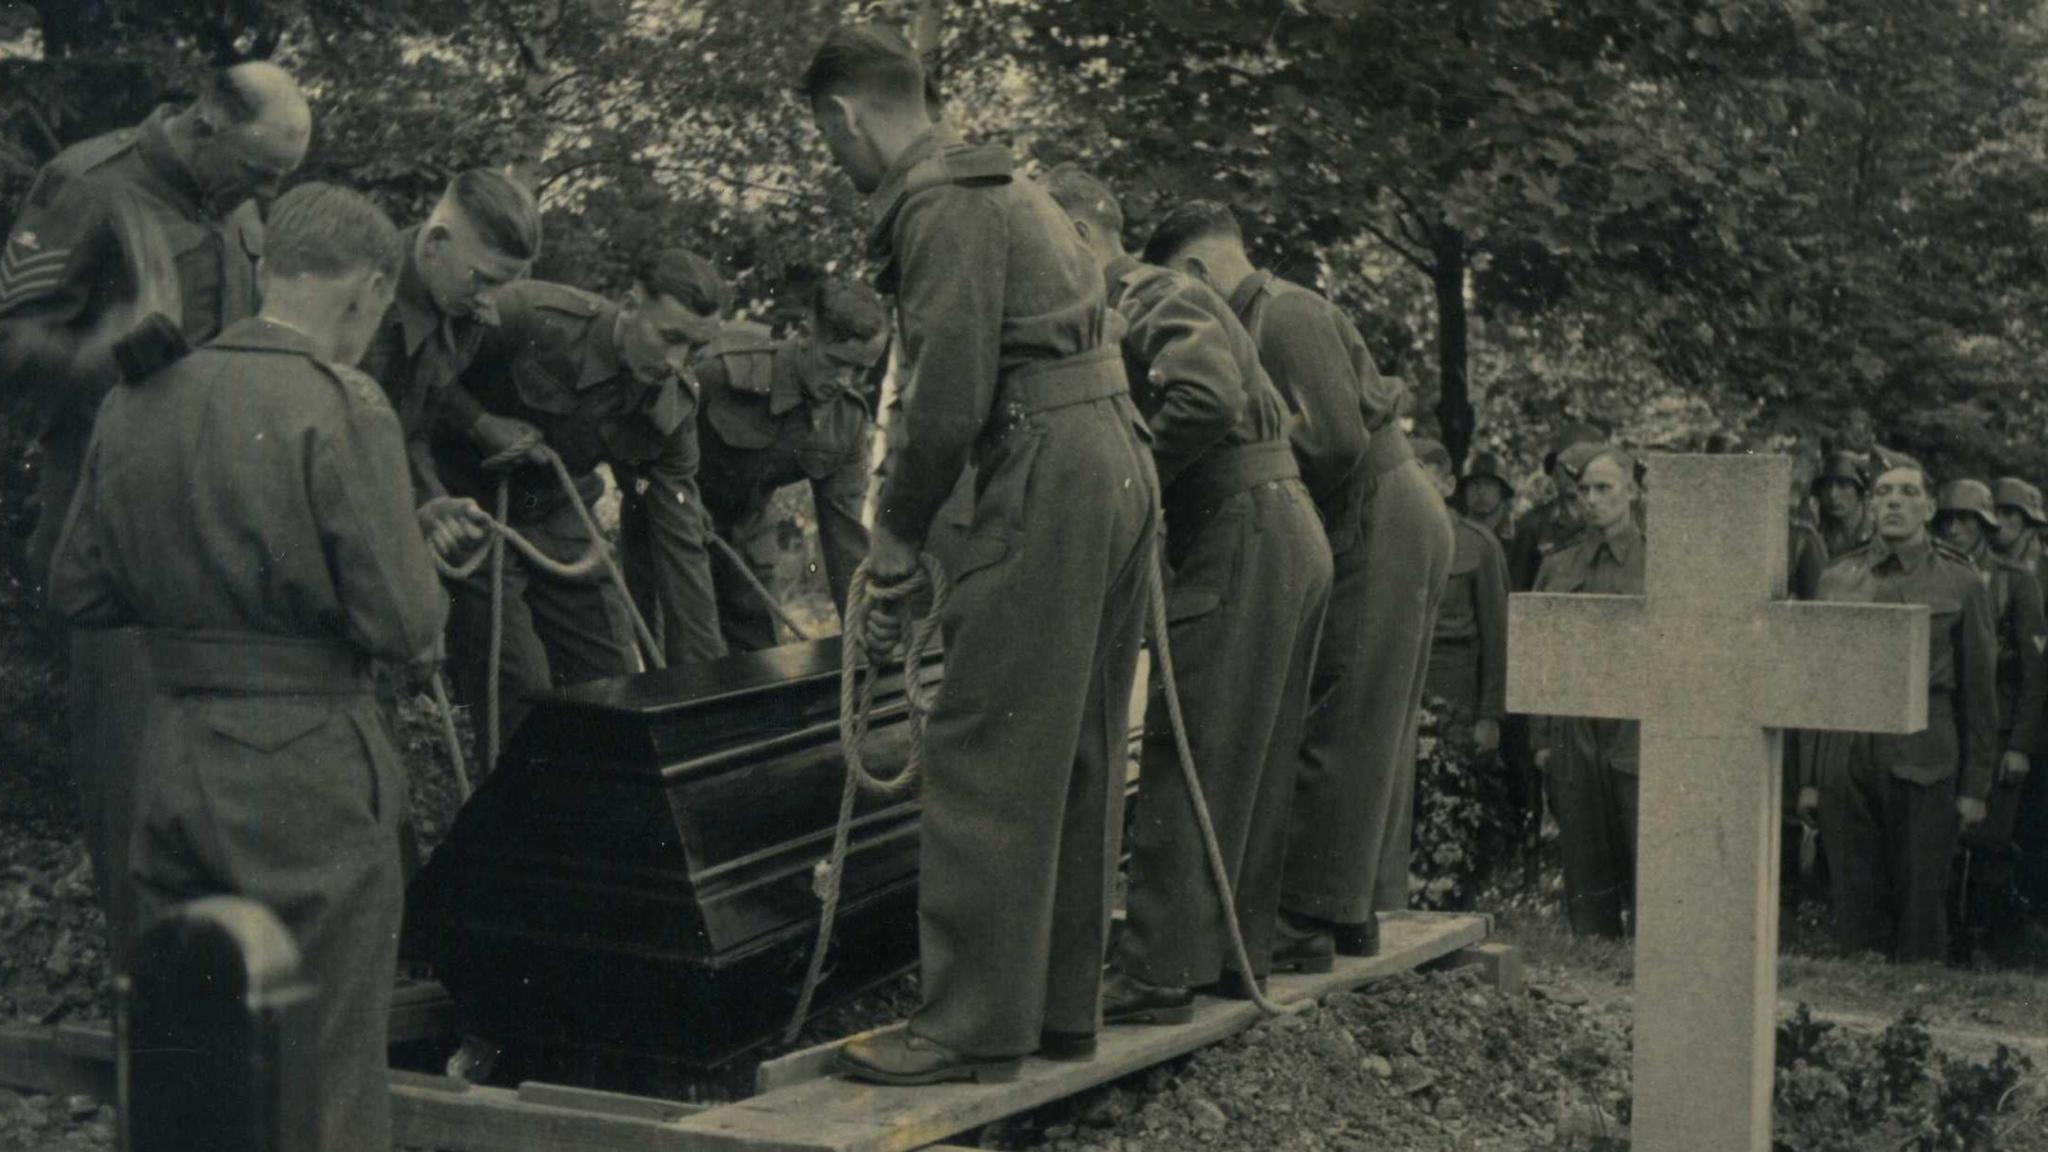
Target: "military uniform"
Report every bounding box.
[1105,255,1332,989]
[1789,514,1828,601]
[1507,495,1584,594]
[436,280,722,745]
[1956,539,2048,950]
[360,226,493,460]
[1533,524,1645,937]
[1805,537,1999,961]
[1425,516,1508,721]
[693,324,876,651]
[866,128,1157,1060]
[1781,512,1831,901]
[1991,480,2048,932]
[0,107,262,971]
[1818,510,1873,563]
[48,319,446,1152]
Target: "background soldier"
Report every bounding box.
[1990,475,2048,945]
[1933,479,2047,959]
[1990,476,2048,591]
[48,184,443,1152]
[1507,424,1602,593]
[1799,458,1998,962]
[1046,166,1333,1020]
[1418,438,1508,755]
[0,61,310,972]
[803,26,1157,1085]
[695,275,887,651]
[427,266,727,748]
[1532,448,1646,938]
[1456,450,1516,550]
[1813,449,1874,559]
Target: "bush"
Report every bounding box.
[1408,699,1529,911]
[1773,1004,2034,1151]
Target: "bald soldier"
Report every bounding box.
[802,27,1157,1084]
[1045,166,1332,1018]
[1933,480,2047,958]
[1532,448,1646,938]
[695,276,888,651]
[1799,458,1999,962]
[0,61,310,970]
[1417,439,1508,751]
[1146,201,1453,958]
[50,185,443,1152]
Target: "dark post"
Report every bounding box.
[119,897,317,1152]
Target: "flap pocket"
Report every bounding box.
[1166,587,1222,624]
[512,358,578,414]
[944,532,1010,584]
[201,698,333,753]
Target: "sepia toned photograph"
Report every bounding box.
[0,1,2045,1149]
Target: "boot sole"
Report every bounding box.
[1104,1002,1197,1026]
[1270,953,1336,975]
[834,1053,1023,1086]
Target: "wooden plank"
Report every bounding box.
[517,1080,705,1122]
[1429,941,1525,996]
[683,912,1487,1152]
[0,1024,114,1100]
[392,1073,708,1152]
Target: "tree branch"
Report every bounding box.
[1358,218,1433,273]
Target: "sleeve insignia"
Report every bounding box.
[0,233,72,307]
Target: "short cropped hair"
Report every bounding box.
[800,24,926,106]
[1143,200,1244,266]
[635,248,728,316]
[201,68,263,126]
[1043,164,1123,234]
[446,168,542,262]
[263,183,402,282]
[814,277,886,344]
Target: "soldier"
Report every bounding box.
[1990,476,2048,942]
[1990,476,2048,591]
[1456,450,1516,549]
[694,276,888,651]
[359,168,541,555]
[424,258,728,748]
[1417,439,1508,753]
[1798,458,1998,962]
[1506,424,1603,592]
[1045,167,1333,1019]
[1530,448,1645,938]
[1933,480,2047,959]
[1813,449,1874,560]
[48,184,443,1152]
[802,26,1157,1084]
[0,61,311,971]
[1145,201,1453,959]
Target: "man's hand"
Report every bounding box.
[1958,795,1989,829]
[418,496,493,563]
[471,413,549,468]
[1472,718,1501,755]
[1796,786,1821,826]
[2001,750,2032,785]
[1533,748,1552,771]
[866,521,919,587]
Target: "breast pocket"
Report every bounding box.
[513,359,580,415]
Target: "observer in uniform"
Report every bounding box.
[694,276,888,651]
[1812,449,1875,560]
[1146,201,1453,948]
[1932,479,2046,957]
[1046,166,1332,1021]
[49,185,444,1152]
[1989,476,2048,939]
[430,261,729,746]
[0,62,310,972]
[1416,438,1508,749]
[1799,456,1999,963]
[1506,423,1602,593]
[1533,448,1646,939]
[802,27,1157,1085]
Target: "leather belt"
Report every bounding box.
[1164,439,1300,528]
[146,629,370,696]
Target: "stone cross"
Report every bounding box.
[1507,453,1929,1152]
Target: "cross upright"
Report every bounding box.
[1508,453,1930,1152]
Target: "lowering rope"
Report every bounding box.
[706,529,818,642]
[783,514,1304,1045]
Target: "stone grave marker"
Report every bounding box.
[1508,453,1929,1151]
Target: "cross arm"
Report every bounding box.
[1750,601,1928,734]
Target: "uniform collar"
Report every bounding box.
[394,228,454,357]
[1226,269,1275,318]
[1874,534,1933,573]
[1104,252,1145,295]
[210,316,323,359]
[1593,521,1640,566]
[867,124,959,253]
[580,301,627,389]
[135,106,207,218]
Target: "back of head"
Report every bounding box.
[445,168,542,263]
[264,183,401,283]
[635,248,728,317]
[200,61,310,135]
[814,277,886,345]
[1143,200,1243,266]
[1043,164,1124,236]
[800,23,926,109]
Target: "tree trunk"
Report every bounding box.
[1432,224,1474,469]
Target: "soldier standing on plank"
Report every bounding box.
[801,25,1158,1084]
[694,276,888,651]
[50,184,444,1152]
[1799,456,1999,962]
[0,62,310,974]
[1044,166,1332,1021]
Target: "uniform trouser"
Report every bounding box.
[1818,735,1957,963]
[448,505,635,753]
[1552,744,1640,938]
[908,396,1156,1059]
[131,691,406,1152]
[1119,480,1332,987]
[2013,762,2048,924]
[1281,461,1453,922]
[1959,753,2028,945]
[65,625,156,976]
[1424,640,1479,716]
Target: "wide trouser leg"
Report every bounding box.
[1891,774,1957,964]
[1819,735,1894,956]
[1552,732,1628,938]
[66,624,155,976]
[1962,775,2024,949]
[1119,482,1332,988]
[1370,466,1454,912]
[710,497,783,653]
[1423,642,1479,717]
[131,697,407,1152]
[909,402,1156,1058]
